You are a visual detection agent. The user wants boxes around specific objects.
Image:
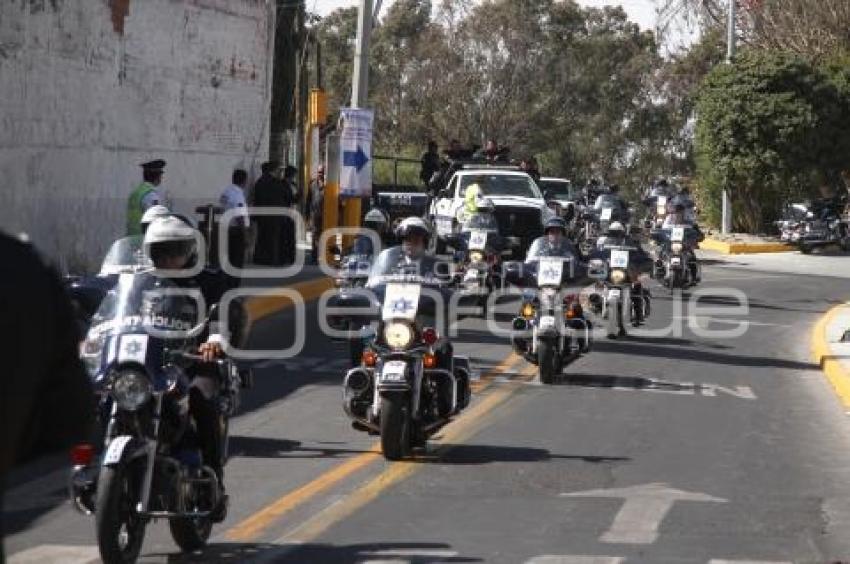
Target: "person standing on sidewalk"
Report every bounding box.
[219,169,251,286]
[310,166,326,264]
[127,159,166,236]
[281,166,299,265]
[253,162,292,266]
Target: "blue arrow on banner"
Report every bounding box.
[343,145,370,172]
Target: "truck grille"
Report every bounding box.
[494,207,543,253]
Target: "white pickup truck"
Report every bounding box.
[428,166,551,258]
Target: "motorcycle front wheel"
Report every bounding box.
[96,464,146,564]
[380,393,410,461]
[538,339,556,384]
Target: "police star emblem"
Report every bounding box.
[391,297,415,314]
[542,265,560,280]
[125,340,142,356]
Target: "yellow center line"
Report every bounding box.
[244,276,335,325]
[225,351,523,542]
[281,362,538,544]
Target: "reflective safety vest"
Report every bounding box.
[127,182,155,236]
[464,184,481,215]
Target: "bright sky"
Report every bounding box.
[312,0,658,30]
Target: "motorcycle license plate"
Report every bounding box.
[469,230,488,251]
[670,257,682,266]
[539,315,556,330]
[464,269,479,281]
[608,288,621,299]
[611,249,629,268]
[379,360,407,383]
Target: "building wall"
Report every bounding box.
[0,0,275,270]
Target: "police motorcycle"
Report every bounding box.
[334,209,390,290]
[794,198,850,254]
[449,198,504,318]
[587,223,653,339]
[652,223,702,291]
[333,209,390,366]
[329,219,472,460]
[505,218,593,384]
[70,237,240,563]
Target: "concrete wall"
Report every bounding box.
[0,0,275,270]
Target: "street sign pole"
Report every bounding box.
[722,0,736,235]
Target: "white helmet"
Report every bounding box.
[364,208,389,231]
[395,216,431,239]
[607,221,626,236]
[140,205,170,230]
[143,216,198,265]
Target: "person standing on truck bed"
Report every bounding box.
[420,140,441,186]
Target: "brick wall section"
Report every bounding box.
[0,0,274,270]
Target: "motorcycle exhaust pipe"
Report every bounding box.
[344,368,371,394]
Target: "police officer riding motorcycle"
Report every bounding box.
[652,204,702,290]
[453,196,504,317]
[334,217,472,460]
[587,221,653,338]
[71,216,241,563]
[507,217,592,384]
[336,208,390,289]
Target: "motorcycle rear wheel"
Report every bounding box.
[169,514,212,553]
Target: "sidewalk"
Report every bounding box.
[698,248,850,278]
[812,304,850,409]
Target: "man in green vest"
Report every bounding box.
[127,159,166,236]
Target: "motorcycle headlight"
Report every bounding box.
[111,370,152,411]
[383,322,414,350]
[80,333,106,378]
[470,251,484,263]
[610,268,627,285]
[521,302,536,319]
[671,242,683,253]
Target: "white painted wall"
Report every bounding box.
[0,0,275,270]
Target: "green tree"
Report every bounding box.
[695,51,850,231]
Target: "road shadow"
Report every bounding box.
[152,541,481,563]
[620,334,733,350]
[415,444,630,466]
[228,436,373,460]
[551,372,703,393]
[694,294,830,315]
[592,340,816,371]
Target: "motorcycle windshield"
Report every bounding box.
[367,247,447,288]
[99,236,152,275]
[461,214,499,233]
[83,273,204,384]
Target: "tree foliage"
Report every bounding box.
[313,0,669,191]
[695,51,850,231]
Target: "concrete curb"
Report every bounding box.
[701,238,794,254]
[811,303,850,409]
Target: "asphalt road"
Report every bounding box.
[6,260,850,563]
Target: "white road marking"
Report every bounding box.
[561,483,727,545]
[559,377,757,401]
[708,560,791,564]
[699,384,757,400]
[361,549,460,563]
[8,544,98,564]
[526,557,625,564]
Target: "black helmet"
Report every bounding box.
[544,216,567,233]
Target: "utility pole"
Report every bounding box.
[721,0,736,234]
[340,0,375,238]
[351,0,374,109]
